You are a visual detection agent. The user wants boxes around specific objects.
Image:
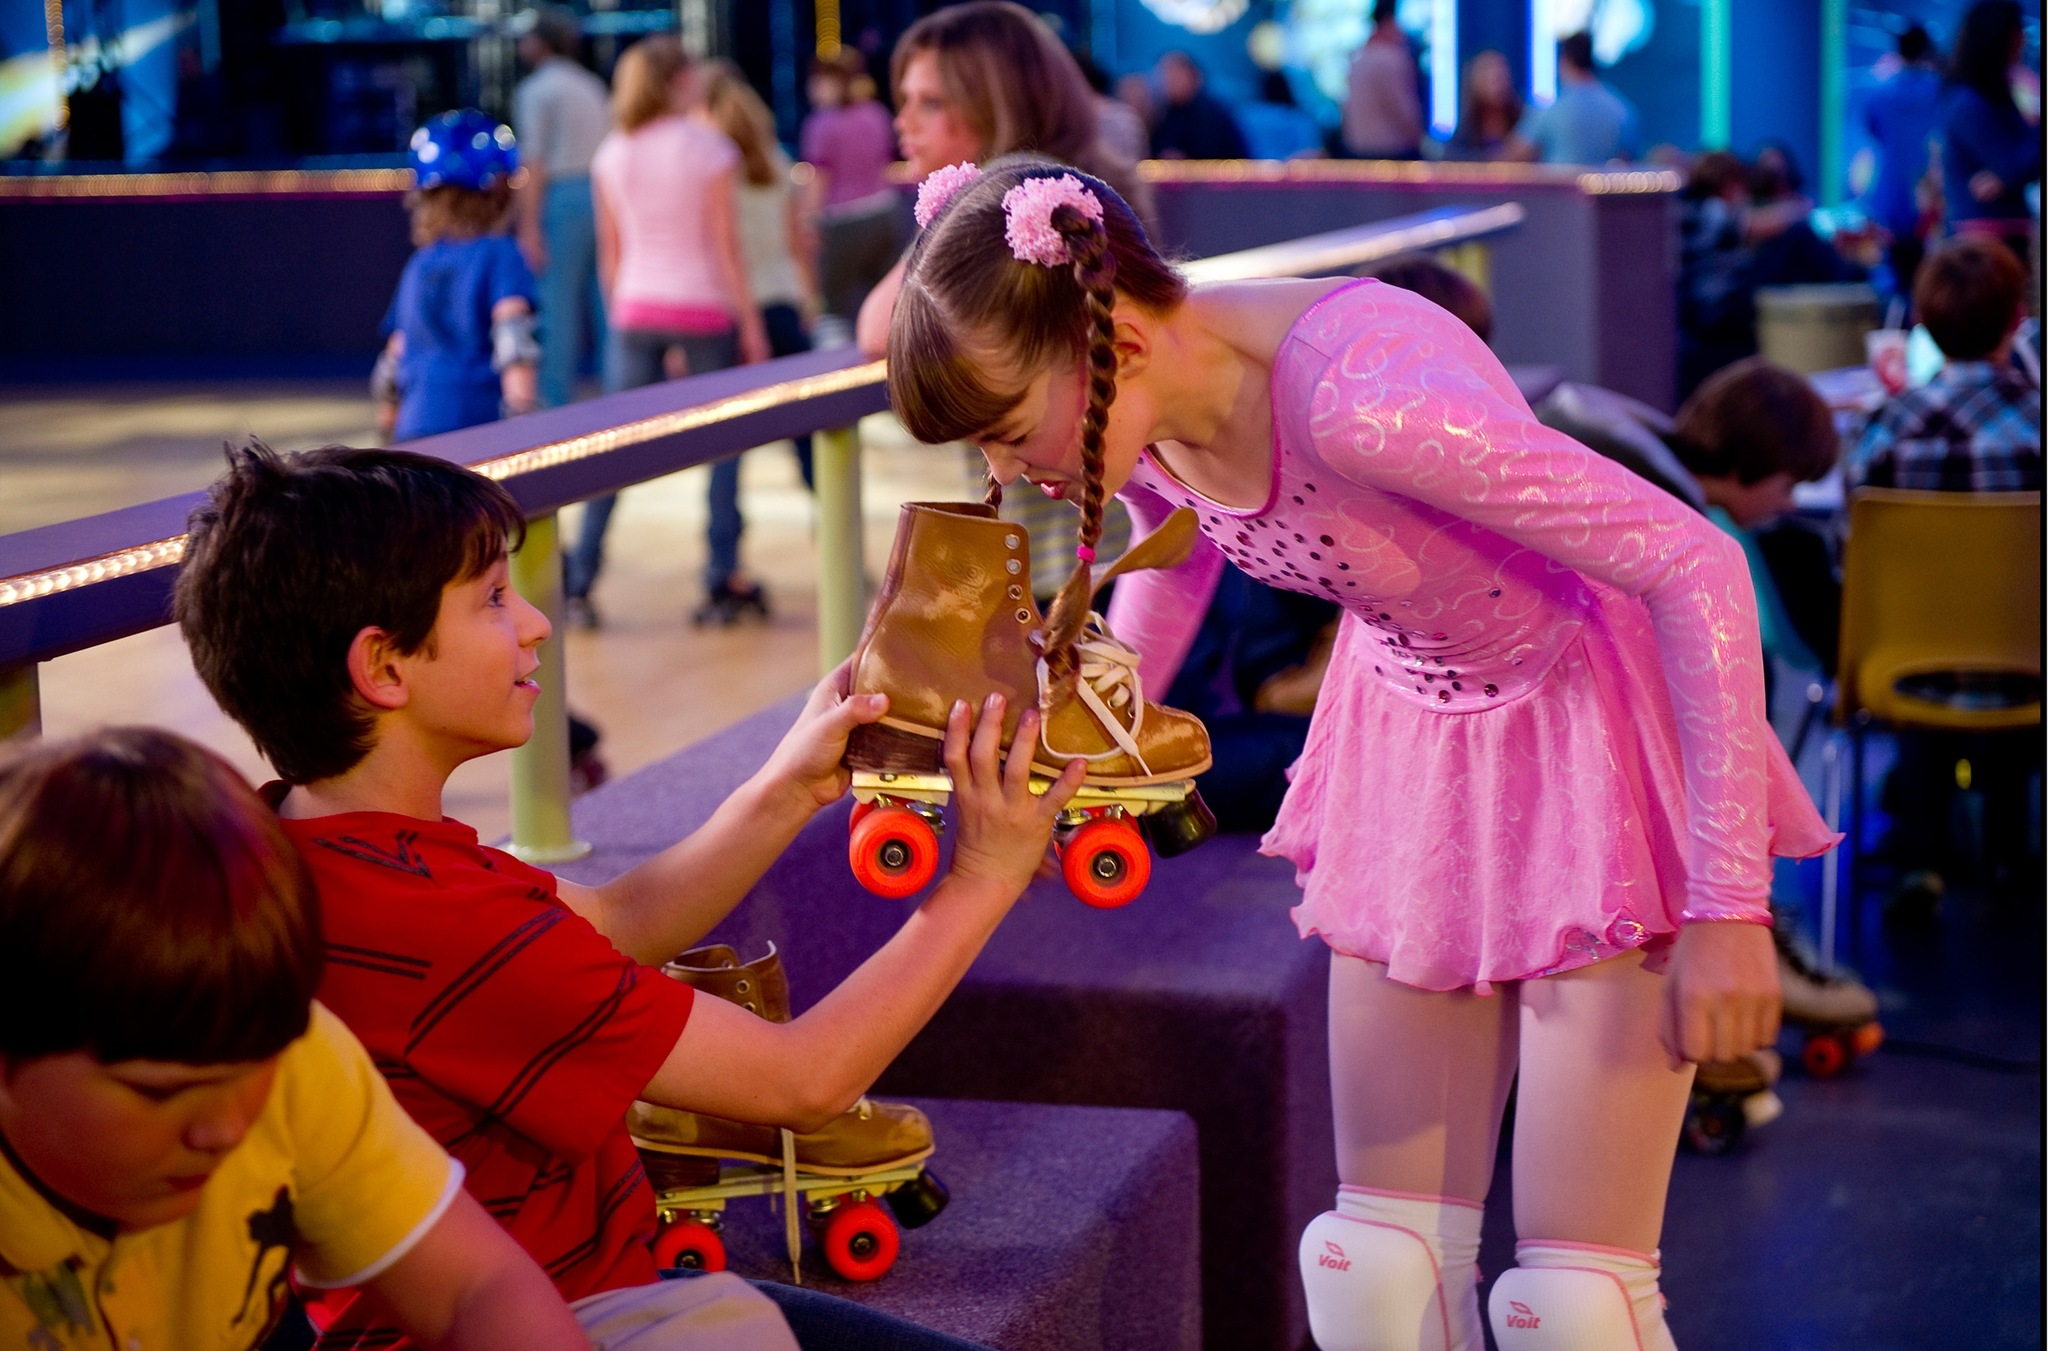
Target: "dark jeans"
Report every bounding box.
[536,176,607,409]
[567,326,739,600]
[764,301,815,489]
[658,1269,988,1350]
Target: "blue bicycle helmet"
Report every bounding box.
[409,110,520,191]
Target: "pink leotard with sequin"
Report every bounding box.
[1107,278,1836,992]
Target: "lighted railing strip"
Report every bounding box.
[0,537,187,607]
[469,361,887,482]
[0,161,1679,201]
[1181,202,1525,283]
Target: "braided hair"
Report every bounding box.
[1036,205,1120,682]
[889,157,1187,686]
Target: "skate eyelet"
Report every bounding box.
[1005,534,1021,549]
[1008,585,1024,600]
[1006,560,1021,574]
[1016,609,1031,623]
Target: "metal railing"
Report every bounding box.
[0,201,1523,858]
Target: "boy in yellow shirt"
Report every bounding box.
[0,728,590,1351]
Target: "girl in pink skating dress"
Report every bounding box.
[888,159,1836,1351]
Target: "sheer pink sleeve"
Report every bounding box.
[1308,305,1785,924]
[1106,478,1225,694]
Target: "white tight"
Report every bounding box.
[1313,949,1696,1349]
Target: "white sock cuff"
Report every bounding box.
[1513,1240,1661,1277]
[1337,1186,1487,1251]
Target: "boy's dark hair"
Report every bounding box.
[1366,253,1494,343]
[0,728,321,1064]
[408,181,516,246]
[1560,31,1595,72]
[176,441,527,785]
[1898,23,1933,63]
[1671,357,1839,484]
[1915,235,2024,360]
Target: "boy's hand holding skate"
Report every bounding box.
[943,694,1087,897]
[757,658,892,813]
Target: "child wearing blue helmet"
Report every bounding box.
[375,110,542,441]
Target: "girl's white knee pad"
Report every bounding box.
[1298,1189,1484,1351]
[1488,1242,1676,1351]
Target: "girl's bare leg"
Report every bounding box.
[1329,954,1520,1199]
[1491,949,1695,1349]
[1305,954,1520,1351]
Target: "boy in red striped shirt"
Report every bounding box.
[176,442,1078,1348]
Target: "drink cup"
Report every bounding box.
[1866,329,1909,394]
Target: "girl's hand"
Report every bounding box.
[760,658,889,812]
[945,695,1086,895]
[1663,920,1781,1065]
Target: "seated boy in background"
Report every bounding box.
[175,442,1076,1349]
[1849,234,2041,912]
[1854,234,2041,492]
[0,728,589,1351]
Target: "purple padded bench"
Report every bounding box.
[722,1098,1198,1351]
[559,695,1336,1351]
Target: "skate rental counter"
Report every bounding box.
[0,161,1675,406]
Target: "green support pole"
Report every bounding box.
[0,665,40,741]
[1820,0,1848,206]
[507,512,591,863]
[814,424,866,675]
[1701,0,1732,150]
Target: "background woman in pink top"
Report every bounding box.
[567,36,770,627]
[888,159,1836,1351]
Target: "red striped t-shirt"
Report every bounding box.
[272,799,694,1347]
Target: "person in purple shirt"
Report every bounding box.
[800,49,905,335]
[1861,24,1944,295]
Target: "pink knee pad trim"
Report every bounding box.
[1341,1184,1486,1212]
[1319,1211,1454,1350]
[1513,1239,1660,1266]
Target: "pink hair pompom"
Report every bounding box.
[1001,174,1104,267]
[914,162,983,229]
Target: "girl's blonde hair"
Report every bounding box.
[888,157,1187,683]
[890,2,1154,229]
[613,35,689,132]
[701,59,782,188]
[406,181,514,245]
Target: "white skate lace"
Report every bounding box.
[1037,612,1152,775]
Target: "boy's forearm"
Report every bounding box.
[594,769,818,964]
[645,869,1016,1126]
[776,871,1013,1113]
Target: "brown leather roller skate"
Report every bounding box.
[628,945,949,1281]
[843,501,1216,908]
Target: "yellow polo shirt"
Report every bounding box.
[1,1003,461,1351]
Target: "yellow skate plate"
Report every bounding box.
[652,1161,929,1218]
[851,770,1196,815]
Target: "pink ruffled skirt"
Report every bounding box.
[1265,587,1837,993]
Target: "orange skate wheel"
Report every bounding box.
[1850,1021,1885,1058]
[849,799,877,831]
[1801,1032,1848,1079]
[821,1201,900,1281]
[1061,819,1151,908]
[652,1218,727,1272]
[850,806,939,899]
